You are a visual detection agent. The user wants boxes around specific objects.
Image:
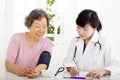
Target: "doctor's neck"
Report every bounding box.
[84,34,94,45]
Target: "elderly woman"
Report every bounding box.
[5,9,53,78]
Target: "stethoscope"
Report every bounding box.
[54,41,102,76]
[94,41,101,50]
[74,40,102,58]
[73,40,102,70]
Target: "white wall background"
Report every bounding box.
[0,0,120,69]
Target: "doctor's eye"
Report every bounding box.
[77,26,82,29]
[77,26,80,29]
[83,28,88,31]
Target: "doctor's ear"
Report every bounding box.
[93,27,97,30]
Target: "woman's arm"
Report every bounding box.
[5,60,31,76]
[5,60,19,74]
[26,51,51,78]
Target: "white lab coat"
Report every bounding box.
[64,31,120,76]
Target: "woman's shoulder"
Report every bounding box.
[10,32,25,40]
[12,33,25,37]
[41,37,53,44]
[40,37,54,48]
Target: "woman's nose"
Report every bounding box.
[38,28,46,32]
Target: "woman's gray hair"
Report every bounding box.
[24,9,50,28]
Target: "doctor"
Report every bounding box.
[64,9,120,79]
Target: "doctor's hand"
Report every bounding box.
[67,67,80,76]
[86,69,111,79]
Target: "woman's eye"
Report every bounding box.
[36,26,40,28]
[43,26,47,29]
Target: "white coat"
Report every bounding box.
[64,31,120,76]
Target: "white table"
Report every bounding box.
[1,70,120,80]
[1,58,120,80]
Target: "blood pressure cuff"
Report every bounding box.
[37,51,51,69]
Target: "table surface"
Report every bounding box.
[1,58,120,80]
[1,70,120,80]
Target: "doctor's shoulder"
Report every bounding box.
[67,37,80,48]
[99,35,114,49]
[70,37,80,44]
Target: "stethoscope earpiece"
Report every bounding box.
[94,41,101,50]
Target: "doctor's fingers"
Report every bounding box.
[86,71,97,78]
[70,71,78,76]
[86,72,103,79]
[69,68,79,76]
[73,67,80,72]
[92,70,105,78]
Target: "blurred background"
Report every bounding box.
[0,0,120,71]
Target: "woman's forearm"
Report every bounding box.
[5,60,19,75]
[34,64,47,72]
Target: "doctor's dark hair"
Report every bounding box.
[76,9,102,32]
[25,9,50,28]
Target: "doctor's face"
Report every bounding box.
[77,23,96,40]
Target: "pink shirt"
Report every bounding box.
[6,33,53,69]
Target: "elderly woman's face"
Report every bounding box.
[29,17,48,40]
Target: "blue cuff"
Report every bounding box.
[37,51,51,69]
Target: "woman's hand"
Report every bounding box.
[67,67,80,76]
[16,67,32,76]
[86,69,111,79]
[26,71,40,78]
[26,64,47,78]
[26,67,41,78]
[5,60,32,77]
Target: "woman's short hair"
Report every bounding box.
[25,9,50,28]
[76,9,102,32]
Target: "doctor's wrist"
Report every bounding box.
[103,69,111,76]
[66,67,80,76]
[66,67,73,72]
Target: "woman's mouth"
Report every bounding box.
[36,32,42,37]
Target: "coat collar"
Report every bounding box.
[76,30,99,43]
[90,30,99,43]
